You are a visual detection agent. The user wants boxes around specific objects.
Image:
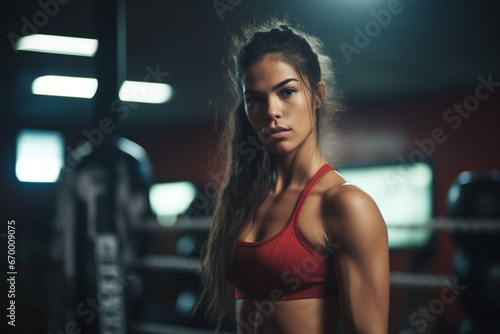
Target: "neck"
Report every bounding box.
[271,139,328,193]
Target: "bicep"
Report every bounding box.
[327,188,390,334]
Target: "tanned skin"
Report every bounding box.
[235,54,390,334]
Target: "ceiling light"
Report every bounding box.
[32,75,98,99]
[119,81,172,104]
[15,34,98,57]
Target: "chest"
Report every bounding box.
[233,192,336,300]
[239,189,326,251]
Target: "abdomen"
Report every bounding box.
[235,297,340,334]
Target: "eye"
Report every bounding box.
[280,88,296,98]
[245,96,262,105]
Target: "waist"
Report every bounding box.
[235,297,341,334]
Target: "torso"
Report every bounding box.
[235,168,347,334]
[235,297,340,334]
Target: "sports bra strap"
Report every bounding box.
[293,163,335,220]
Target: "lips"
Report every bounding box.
[265,126,290,139]
[269,126,289,133]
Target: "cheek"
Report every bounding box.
[289,96,313,125]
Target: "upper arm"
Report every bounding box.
[323,185,390,334]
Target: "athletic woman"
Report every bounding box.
[199,19,390,334]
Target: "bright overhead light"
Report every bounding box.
[31,76,172,102]
[16,130,64,183]
[32,75,98,99]
[15,34,98,57]
[119,80,172,104]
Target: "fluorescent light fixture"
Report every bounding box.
[119,80,172,104]
[16,130,64,183]
[339,162,433,248]
[15,34,98,57]
[149,182,197,226]
[32,75,98,98]
[31,76,173,102]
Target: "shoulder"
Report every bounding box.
[320,178,388,250]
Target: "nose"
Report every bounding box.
[266,98,282,121]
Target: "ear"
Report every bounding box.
[315,81,326,109]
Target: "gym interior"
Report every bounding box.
[1,1,499,333]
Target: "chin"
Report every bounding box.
[266,142,295,155]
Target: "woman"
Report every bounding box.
[199,18,390,334]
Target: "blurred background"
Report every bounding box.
[1,0,500,333]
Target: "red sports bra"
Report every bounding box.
[230,163,337,301]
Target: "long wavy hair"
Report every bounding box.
[197,17,344,331]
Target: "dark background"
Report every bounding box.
[1,0,500,333]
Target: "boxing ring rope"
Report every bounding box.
[136,216,500,232]
[131,216,500,281]
[386,217,500,231]
[389,272,454,289]
[133,255,201,274]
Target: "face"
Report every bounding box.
[242,54,320,155]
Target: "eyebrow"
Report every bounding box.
[244,78,298,95]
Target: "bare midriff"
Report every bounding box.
[235,297,341,334]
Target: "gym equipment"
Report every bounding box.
[449,170,500,333]
[49,136,155,334]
